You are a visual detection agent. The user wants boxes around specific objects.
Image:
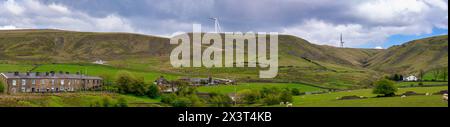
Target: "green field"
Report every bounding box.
[0,92,161,107]
[197,82,325,94]
[291,86,448,107]
[395,81,448,87]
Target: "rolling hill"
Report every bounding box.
[0,29,447,89]
[367,35,448,74]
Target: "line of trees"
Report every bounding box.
[429,66,448,81]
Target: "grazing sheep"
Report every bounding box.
[286,103,293,107]
[443,94,448,101]
[280,102,285,105]
[401,95,407,98]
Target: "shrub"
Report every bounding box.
[373,79,397,97]
[280,90,293,103]
[147,84,160,99]
[263,94,281,105]
[418,82,424,87]
[291,88,301,96]
[172,97,192,107]
[209,93,233,107]
[116,97,128,107]
[238,89,261,104]
[0,82,5,94]
[161,94,177,104]
[102,96,113,107]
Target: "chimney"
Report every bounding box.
[36,72,40,76]
[65,72,70,75]
[50,71,55,76]
[14,72,19,76]
[26,72,30,76]
[46,72,49,76]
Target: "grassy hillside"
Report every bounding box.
[367,35,448,74]
[0,30,447,89]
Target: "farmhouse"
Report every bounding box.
[404,75,418,81]
[0,71,103,94]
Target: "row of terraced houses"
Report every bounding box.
[0,71,103,94]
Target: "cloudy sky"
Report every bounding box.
[0,0,448,48]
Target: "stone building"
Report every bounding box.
[0,71,103,94]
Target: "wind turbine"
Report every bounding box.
[209,17,222,33]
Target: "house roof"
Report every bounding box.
[0,72,102,80]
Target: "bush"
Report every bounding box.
[418,82,424,87]
[102,96,113,107]
[116,97,128,107]
[291,88,301,96]
[0,82,5,94]
[238,89,261,104]
[280,90,293,103]
[147,84,160,99]
[172,97,192,107]
[373,79,397,97]
[263,94,281,105]
[209,93,233,107]
[161,94,177,104]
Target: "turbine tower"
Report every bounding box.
[209,17,222,33]
[340,33,344,48]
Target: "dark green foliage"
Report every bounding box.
[172,97,192,107]
[0,82,5,94]
[209,93,233,107]
[161,93,177,104]
[147,84,161,99]
[291,88,301,96]
[116,97,128,107]
[373,79,397,97]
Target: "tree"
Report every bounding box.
[237,89,261,104]
[280,90,293,103]
[172,97,192,107]
[430,67,441,81]
[0,82,5,94]
[263,94,281,105]
[147,84,161,99]
[442,67,448,81]
[115,71,136,94]
[418,70,425,81]
[161,93,177,104]
[373,79,397,97]
[291,88,301,96]
[209,93,233,107]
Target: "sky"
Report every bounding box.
[0,0,448,49]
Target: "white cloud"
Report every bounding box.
[0,0,136,33]
[283,0,447,47]
[0,25,20,30]
[375,46,384,49]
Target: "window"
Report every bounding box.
[61,80,65,86]
[22,79,26,86]
[32,79,36,85]
[41,79,45,85]
[21,87,26,92]
[51,79,55,86]
[12,80,17,86]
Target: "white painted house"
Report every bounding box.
[404,75,418,81]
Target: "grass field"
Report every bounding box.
[197,82,325,94]
[395,81,448,87]
[0,92,161,107]
[291,86,448,107]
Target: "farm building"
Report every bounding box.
[404,75,418,81]
[0,71,103,94]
